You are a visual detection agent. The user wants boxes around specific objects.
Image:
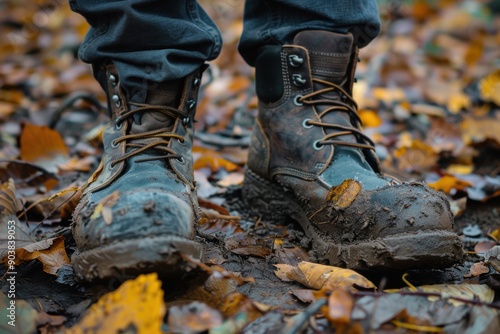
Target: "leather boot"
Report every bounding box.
[243,31,463,270]
[72,64,204,281]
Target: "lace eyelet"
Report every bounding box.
[313,140,324,151]
[288,54,304,67]
[111,139,119,148]
[182,117,190,125]
[176,156,185,164]
[111,94,121,108]
[178,138,186,146]
[293,95,304,106]
[302,119,313,129]
[108,161,117,171]
[114,118,123,130]
[187,99,196,111]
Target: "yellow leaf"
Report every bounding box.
[358,109,382,128]
[194,156,239,172]
[461,117,500,144]
[20,123,69,173]
[394,140,437,172]
[447,92,471,114]
[90,190,119,223]
[428,175,472,194]
[326,179,362,209]
[464,37,484,67]
[372,87,406,103]
[479,69,500,105]
[69,273,165,334]
[274,261,375,291]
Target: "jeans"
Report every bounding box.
[69,0,380,102]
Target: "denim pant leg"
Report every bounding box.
[239,0,381,66]
[69,0,222,102]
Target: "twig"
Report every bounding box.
[48,92,106,129]
[280,298,327,334]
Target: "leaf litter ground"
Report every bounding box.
[1,0,500,333]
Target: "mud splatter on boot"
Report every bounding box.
[243,31,463,270]
[72,64,204,281]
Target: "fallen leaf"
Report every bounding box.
[475,240,497,254]
[489,227,500,242]
[394,140,438,172]
[469,262,489,277]
[479,69,500,105]
[358,109,382,128]
[216,172,244,187]
[461,117,500,145]
[69,273,165,334]
[0,178,22,215]
[57,155,95,172]
[326,179,362,209]
[19,123,69,173]
[484,246,500,272]
[168,301,223,333]
[428,175,472,194]
[324,288,354,325]
[273,238,310,266]
[219,292,264,322]
[194,155,239,172]
[398,283,494,306]
[1,237,70,275]
[90,190,119,224]
[274,261,375,291]
[0,291,38,334]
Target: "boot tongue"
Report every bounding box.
[293,30,353,85]
[294,31,358,144]
[129,80,183,135]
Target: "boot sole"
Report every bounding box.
[71,235,203,282]
[242,169,463,270]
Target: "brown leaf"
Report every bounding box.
[475,240,497,255]
[326,179,362,209]
[273,238,310,266]
[11,237,70,275]
[0,178,22,215]
[69,273,165,334]
[57,156,96,172]
[394,140,437,172]
[219,292,264,322]
[19,123,69,173]
[469,262,489,277]
[194,155,239,172]
[274,261,375,291]
[168,301,223,333]
[324,288,354,325]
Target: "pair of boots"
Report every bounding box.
[72,31,463,281]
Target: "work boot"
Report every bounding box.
[72,64,204,281]
[243,31,463,270]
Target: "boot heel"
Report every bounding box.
[242,169,296,225]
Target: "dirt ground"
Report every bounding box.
[1,0,500,333]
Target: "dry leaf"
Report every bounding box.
[194,155,239,172]
[479,69,500,105]
[461,117,500,144]
[0,178,22,215]
[326,179,362,209]
[19,123,69,173]
[484,246,500,272]
[90,190,119,224]
[274,261,375,291]
[69,273,165,334]
[168,301,223,333]
[428,175,472,194]
[181,272,239,308]
[219,292,264,322]
[273,238,310,266]
[324,288,354,325]
[2,237,70,275]
[399,283,494,307]
[469,262,489,277]
[394,140,437,172]
[57,156,95,172]
[474,240,496,254]
[358,109,382,128]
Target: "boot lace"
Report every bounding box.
[110,102,188,168]
[296,78,375,151]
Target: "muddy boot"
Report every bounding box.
[72,64,204,281]
[243,31,463,270]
